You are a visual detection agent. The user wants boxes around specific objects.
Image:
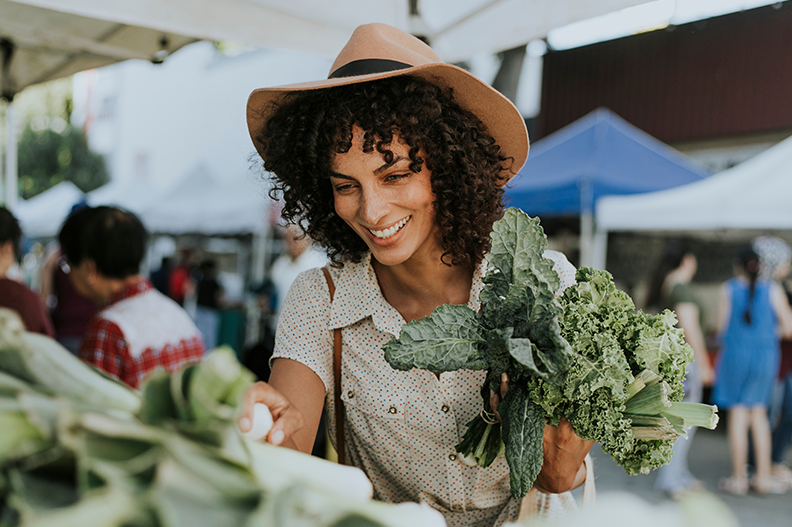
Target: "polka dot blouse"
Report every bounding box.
[272,250,576,526]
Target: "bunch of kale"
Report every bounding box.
[384,208,716,499]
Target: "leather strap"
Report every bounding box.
[322,266,345,465]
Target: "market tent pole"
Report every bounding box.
[3,101,16,211]
[592,227,608,271]
[0,45,5,207]
[579,179,594,268]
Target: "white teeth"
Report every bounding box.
[370,216,410,239]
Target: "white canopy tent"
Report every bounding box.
[1,0,648,212]
[593,133,792,269]
[9,0,645,64]
[131,165,269,236]
[13,180,85,238]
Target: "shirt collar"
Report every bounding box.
[328,253,485,338]
[108,277,152,306]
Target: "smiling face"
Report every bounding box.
[329,125,441,267]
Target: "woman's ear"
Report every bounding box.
[85,259,99,285]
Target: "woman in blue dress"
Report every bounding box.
[714,247,792,494]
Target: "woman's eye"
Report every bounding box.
[385,173,409,182]
[334,183,355,193]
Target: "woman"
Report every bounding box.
[645,241,712,499]
[714,246,792,495]
[241,24,592,525]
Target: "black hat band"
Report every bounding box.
[328,59,412,79]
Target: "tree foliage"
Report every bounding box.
[17,123,108,199]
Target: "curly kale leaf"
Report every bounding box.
[632,310,692,400]
[499,383,545,499]
[382,304,488,373]
[526,267,689,475]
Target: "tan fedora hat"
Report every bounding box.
[246,23,529,177]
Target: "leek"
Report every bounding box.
[661,401,719,430]
[624,380,672,415]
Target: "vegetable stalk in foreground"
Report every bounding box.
[383,208,718,498]
[0,308,445,527]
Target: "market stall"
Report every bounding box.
[504,108,710,267]
[594,132,792,268]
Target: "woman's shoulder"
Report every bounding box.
[542,250,577,293]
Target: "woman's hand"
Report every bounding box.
[488,372,509,420]
[239,381,305,447]
[534,417,593,494]
[489,373,593,494]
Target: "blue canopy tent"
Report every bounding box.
[504,108,711,267]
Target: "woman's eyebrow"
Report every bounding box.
[330,155,408,179]
[374,155,406,174]
[329,173,355,180]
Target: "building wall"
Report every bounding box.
[538,3,792,147]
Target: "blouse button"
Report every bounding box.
[388,406,397,415]
[448,453,457,461]
[441,404,450,413]
[347,390,355,399]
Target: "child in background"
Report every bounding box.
[714,246,792,495]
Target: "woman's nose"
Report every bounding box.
[360,188,388,225]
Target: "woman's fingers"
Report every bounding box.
[534,416,594,494]
[240,381,304,445]
[489,373,511,422]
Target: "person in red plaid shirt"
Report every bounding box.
[58,206,204,389]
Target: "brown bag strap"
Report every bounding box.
[322,266,345,465]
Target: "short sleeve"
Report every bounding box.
[543,249,577,296]
[668,283,697,307]
[271,268,335,393]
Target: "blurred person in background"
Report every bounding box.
[713,246,792,495]
[168,248,195,307]
[58,206,205,389]
[752,236,792,487]
[0,206,54,336]
[194,259,224,351]
[40,202,97,354]
[268,224,327,330]
[646,240,712,499]
[150,256,174,296]
[40,249,96,355]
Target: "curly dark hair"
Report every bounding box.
[254,75,512,267]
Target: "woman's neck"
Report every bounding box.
[372,253,474,323]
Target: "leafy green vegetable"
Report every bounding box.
[385,208,576,498]
[0,309,446,527]
[384,304,487,373]
[384,208,719,495]
[499,384,544,498]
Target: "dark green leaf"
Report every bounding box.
[383,304,487,373]
[500,384,544,499]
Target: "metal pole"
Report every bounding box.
[0,46,5,207]
[4,101,16,211]
[579,179,594,268]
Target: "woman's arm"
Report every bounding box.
[241,357,326,454]
[770,281,792,339]
[716,284,730,336]
[675,302,713,386]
